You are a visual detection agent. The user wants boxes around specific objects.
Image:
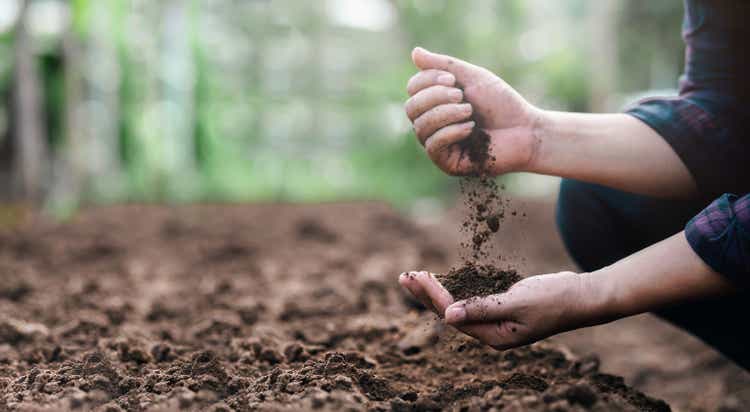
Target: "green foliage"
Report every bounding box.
[0,0,686,208]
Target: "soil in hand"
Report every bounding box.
[436,263,521,301]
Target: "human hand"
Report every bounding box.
[399,270,604,350]
[404,47,542,176]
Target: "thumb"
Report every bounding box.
[411,47,476,84]
[444,294,515,325]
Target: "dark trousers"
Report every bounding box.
[556,179,749,370]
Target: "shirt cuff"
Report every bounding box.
[625,97,729,198]
[685,193,750,283]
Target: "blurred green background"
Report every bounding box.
[0,0,684,213]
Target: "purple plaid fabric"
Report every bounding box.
[685,193,750,281]
[626,0,750,197]
[624,1,750,280]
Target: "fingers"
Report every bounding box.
[424,121,475,156]
[405,85,463,121]
[414,104,473,145]
[411,47,476,84]
[413,271,455,312]
[404,271,526,350]
[399,272,439,314]
[407,69,456,96]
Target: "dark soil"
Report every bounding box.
[457,176,506,264]
[0,203,669,411]
[436,264,521,301]
[440,119,521,300]
[460,127,492,170]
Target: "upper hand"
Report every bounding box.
[404,47,542,176]
[399,270,602,350]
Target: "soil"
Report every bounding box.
[0,203,670,411]
[436,264,521,301]
[441,120,521,300]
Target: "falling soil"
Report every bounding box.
[0,204,670,411]
[439,118,521,300]
[437,264,522,301]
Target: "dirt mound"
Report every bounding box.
[437,264,521,301]
[0,203,669,410]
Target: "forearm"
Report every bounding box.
[530,111,697,198]
[585,232,736,321]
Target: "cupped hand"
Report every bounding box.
[399,270,603,350]
[404,47,542,176]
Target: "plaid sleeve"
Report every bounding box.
[685,193,750,282]
[625,97,748,197]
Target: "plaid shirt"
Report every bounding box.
[624,1,750,280]
[626,0,750,197]
[686,194,750,282]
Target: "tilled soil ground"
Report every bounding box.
[0,203,672,411]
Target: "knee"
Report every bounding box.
[556,179,586,244]
[555,179,620,272]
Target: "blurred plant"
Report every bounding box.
[0,0,685,212]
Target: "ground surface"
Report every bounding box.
[427,198,750,412]
[0,202,678,411]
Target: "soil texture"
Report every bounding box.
[436,264,521,301]
[0,203,670,411]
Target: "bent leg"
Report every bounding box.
[556,179,749,370]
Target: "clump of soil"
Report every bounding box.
[461,126,493,169]
[437,264,521,301]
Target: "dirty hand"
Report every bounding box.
[399,270,602,350]
[404,47,541,176]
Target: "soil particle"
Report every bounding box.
[296,218,338,243]
[503,372,549,392]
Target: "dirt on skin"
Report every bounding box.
[0,203,669,411]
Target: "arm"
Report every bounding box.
[401,232,736,350]
[531,112,697,198]
[405,47,697,198]
[585,232,733,321]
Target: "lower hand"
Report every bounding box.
[399,270,604,350]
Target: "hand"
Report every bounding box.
[399,270,603,350]
[404,47,542,176]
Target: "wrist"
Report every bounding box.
[577,269,626,326]
[526,107,552,174]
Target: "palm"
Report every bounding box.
[398,271,527,350]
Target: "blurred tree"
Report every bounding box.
[12,0,49,202]
[617,1,683,93]
[0,0,688,209]
[589,0,620,112]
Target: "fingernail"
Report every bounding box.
[460,103,473,114]
[450,89,463,100]
[437,73,455,85]
[445,305,466,324]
